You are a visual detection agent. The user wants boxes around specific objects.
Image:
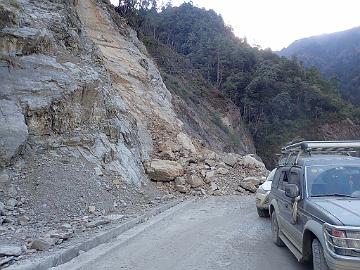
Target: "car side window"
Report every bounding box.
[271,168,282,189]
[279,170,289,191]
[289,171,300,186]
[289,168,302,196]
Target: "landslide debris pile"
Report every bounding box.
[147,138,268,196]
[0,0,267,267]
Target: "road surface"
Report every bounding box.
[54,196,311,270]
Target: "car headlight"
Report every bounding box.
[347,232,360,249]
[324,224,360,257]
[257,186,266,194]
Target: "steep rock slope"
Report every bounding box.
[1,0,174,260]
[0,0,149,187]
[143,40,255,155]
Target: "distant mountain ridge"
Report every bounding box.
[279,26,360,104]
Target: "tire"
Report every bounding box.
[257,207,269,218]
[312,238,329,270]
[271,211,284,247]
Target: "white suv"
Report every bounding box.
[256,169,276,217]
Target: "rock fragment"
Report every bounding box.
[216,168,229,175]
[18,215,30,226]
[29,239,53,251]
[85,218,110,228]
[186,175,204,188]
[88,205,96,214]
[0,202,5,216]
[176,133,196,153]
[6,198,17,208]
[0,256,15,266]
[175,185,188,193]
[222,154,238,167]
[94,167,103,176]
[0,245,22,256]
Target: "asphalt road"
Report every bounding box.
[54,196,312,270]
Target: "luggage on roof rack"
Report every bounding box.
[279,140,360,166]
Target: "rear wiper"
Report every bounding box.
[311,193,357,198]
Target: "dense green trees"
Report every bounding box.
[115,2,358,166]
[279,27,360,105]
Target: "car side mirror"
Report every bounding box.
[285,184,299,199]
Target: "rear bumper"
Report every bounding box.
[256,192,270,209]
[325,248,360,270]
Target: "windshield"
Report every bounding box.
[306,165,360,198]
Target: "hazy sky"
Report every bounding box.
[110,0,360,50]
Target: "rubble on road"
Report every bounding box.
[149,142,269,196]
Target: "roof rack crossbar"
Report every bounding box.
[278,141,360,166]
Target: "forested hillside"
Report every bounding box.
[116,2,359,167]
[279,27,360,105]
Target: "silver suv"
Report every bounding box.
[269,141,360,270]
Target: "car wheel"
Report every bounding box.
[271,211,284,247]
[257,207,269,218]
[312,238,329,270]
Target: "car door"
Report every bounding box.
[275,167,290,228]
[276,167,302,250]
[284,166,304,250]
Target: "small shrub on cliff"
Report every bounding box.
[9,0,19,8]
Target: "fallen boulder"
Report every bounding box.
[146,159,184,181]
[175,184,188,193]
[240,155,266,169]
[0,245,22,256]
[239,177,261,193]
[186,175,204,188]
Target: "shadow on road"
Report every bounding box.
[257,216,313,270]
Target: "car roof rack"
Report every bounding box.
[279,141,360,166]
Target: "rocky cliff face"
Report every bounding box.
[0,0,164,187]
[0,0,256,186]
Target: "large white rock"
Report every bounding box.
[241,155,266,168]
[239,176,261,193]
[146,159,184,181]
[176,132,196,153]
[0,100,28,165]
